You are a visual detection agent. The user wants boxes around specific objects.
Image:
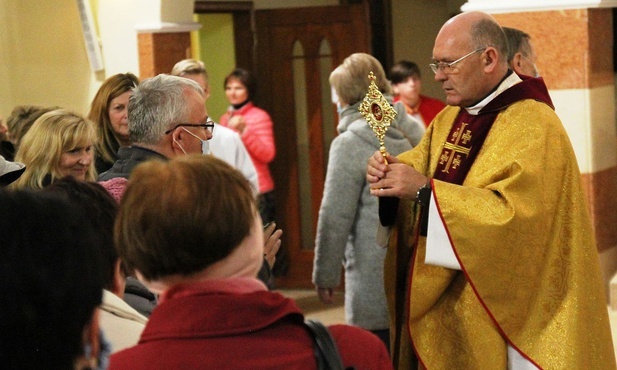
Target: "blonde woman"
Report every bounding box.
[12,109,96,190]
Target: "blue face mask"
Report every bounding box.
[175,128,210,155]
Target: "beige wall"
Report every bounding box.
[0,0,463,119]
[0,0,95,117]
[0,0,195,119]
[391,0,465,100]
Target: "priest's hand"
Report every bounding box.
[367,150,428,200]
[366,150,397,182]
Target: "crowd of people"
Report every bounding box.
[0,10,615,370]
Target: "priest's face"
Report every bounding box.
[432,21,491,107]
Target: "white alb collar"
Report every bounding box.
[464,73,522,116]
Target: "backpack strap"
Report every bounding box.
[305,319,345,370]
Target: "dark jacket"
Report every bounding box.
[97,146,167,181]
[123,277,158,318]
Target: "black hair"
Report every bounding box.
[224,68,257,101]
[0,189,104,369]
[389,60,421,85]
[44,176,120,290]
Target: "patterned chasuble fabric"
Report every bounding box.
[383,76,616,369]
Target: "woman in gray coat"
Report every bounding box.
[312,53,425,350]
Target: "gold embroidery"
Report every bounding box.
[441,123,472,173]
[360,72,397,164]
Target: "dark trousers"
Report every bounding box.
[258,190,275,225]
[371,329,390,355]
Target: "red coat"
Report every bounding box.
[220,102,276,193]
[109,278,392,370]
[394,94,446,128]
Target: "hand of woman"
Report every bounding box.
[228,115,246,133]
[263,222,282,269]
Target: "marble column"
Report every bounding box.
[462,0,617,299]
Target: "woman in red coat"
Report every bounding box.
[109,155,392,370]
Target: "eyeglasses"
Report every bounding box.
[165,119,214,135]
[429,48,486,75]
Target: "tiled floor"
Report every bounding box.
[278,289,345,326]
[280,289,617,360]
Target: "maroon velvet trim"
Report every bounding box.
[433,76,553,185]
[481,75,554,113]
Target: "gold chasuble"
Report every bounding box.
[384,75,616,369]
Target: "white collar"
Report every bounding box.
[464,73,522,116]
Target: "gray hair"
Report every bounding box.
[128,74,203,144]
[329,53,392,106]
[470,18,509,64]
[502,27,532,63]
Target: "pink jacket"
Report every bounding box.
[220,102,275,193]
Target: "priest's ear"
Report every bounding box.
[482,46,499,73]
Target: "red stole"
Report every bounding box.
[432,110,497,184]
[432,75,553,185]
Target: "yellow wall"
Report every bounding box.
[0,0,95,118]
[194,14,236,122]
[0,0,463,119]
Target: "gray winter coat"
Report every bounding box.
[312,101,423,330]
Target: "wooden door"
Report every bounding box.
[255,5,370,288]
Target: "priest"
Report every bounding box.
[366,11,616,369]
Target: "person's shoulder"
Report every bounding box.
[328,324,393,369]
[506,98,561,132]
[213,123,239,138]
[420,95,446,108]
[328,323,383,344]
[98,177,128,203]
[246,103,272,119]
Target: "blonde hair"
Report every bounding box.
[329,53,392,106]
[13,109,97,189]
[171,59,208,80]
[171,59,209,96]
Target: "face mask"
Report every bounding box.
[174,128,210,155]
[336,102,344,115]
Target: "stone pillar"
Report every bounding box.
[134,0,201,78]
[462,0,617,299]
[137,24,200,78]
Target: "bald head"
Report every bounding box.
[438,12,508,66]
[432,11,509,107]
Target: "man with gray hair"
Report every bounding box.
[98,73,281,316]
[503,26,539,77]
[98,74,212,181]
[171,58,259,193]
